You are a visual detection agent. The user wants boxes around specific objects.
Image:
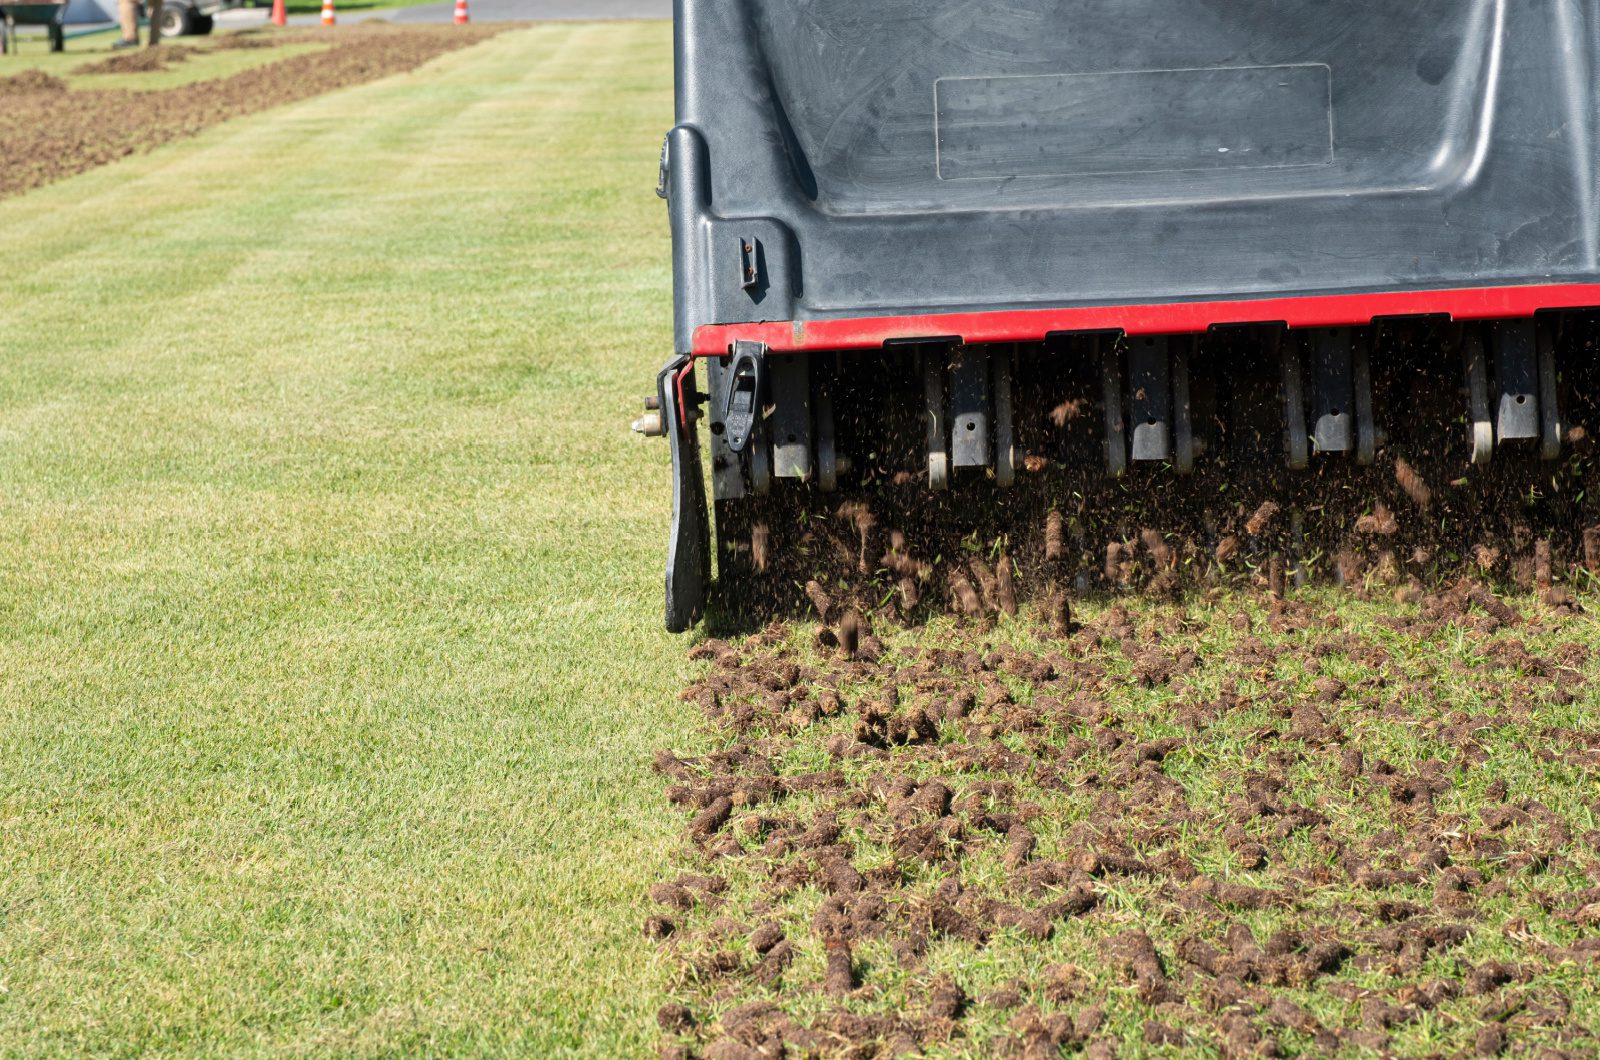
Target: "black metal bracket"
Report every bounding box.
[948,346,992,469]
[655,134,670,200]
[659,355,709,633]
[738,236,762,291]
[1488,321,1540,442]
[720,340,768,454]
[1127,336,1172,463]
[1309,328,1355,453]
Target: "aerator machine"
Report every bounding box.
[637,0,1600,632]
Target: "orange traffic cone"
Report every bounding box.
[270,0,285,25]
[320,0,335,25]
[452,0,468,23]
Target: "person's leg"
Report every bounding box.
[147,0,162,45]
[117,0,139,43]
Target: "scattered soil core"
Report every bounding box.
[1,69,69,94]
[651,589,1600,1056]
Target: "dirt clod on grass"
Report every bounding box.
[76,47,191,74]
[0,69,69,94]
[210,31,278,50]
[0,26,506,201]
[650,588,1600,1057]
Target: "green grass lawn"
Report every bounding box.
[0,21,688,1056]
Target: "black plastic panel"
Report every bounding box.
[935,65,1333,181]
[667,0,1600,351]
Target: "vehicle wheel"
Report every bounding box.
[158,3,195,37]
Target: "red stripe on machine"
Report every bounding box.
[691,283,1600,356]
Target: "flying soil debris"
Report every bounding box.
[636,0,1600,632]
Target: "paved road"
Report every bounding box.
[19,0,665,41]
[23,0,662,40]
[387,0,669,22]
[267,0,669,27]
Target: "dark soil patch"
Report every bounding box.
[651,591,1600,1056]
[0,25,506,201]
[209,32,279,50]
[0,70,69,94]
[75,47,191,75]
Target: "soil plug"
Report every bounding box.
[689,796,733,839]
[1003,824,1035,869]
[1356,501,1399,535]
[824,941,856,995]
[1245,501,1280,536]
[1475,1023,1506,1057]
[1045,510,1065,562]
[749,922,784,955]
[1466,583,1518,625]
[656,1003,694,1034]
[1110,929,1174,1003]
[1050,398,1085,426]
[1334,550,1363,587]
[1395,456,1433,510]
[751,938,794,988]
[805,580,832,623]
[1139,528,1173,570]
[1268,553,1287,600]
[751,523,770,573]
[1103,541,1123,586]
[949,571,983,616]
[1047,592,1071,638]
[927,974,966,1020]
[1374,550,1401,585]
[1534,539,1553,592]
[898,576,920,611]
[853,506,876,574]
[838,610,863,659]
[995,552,1018,616]
[969,558,1000,612]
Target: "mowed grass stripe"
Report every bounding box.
[0,23,688,1056]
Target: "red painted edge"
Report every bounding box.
[690,283,1600,356]
[673,359,695,430]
